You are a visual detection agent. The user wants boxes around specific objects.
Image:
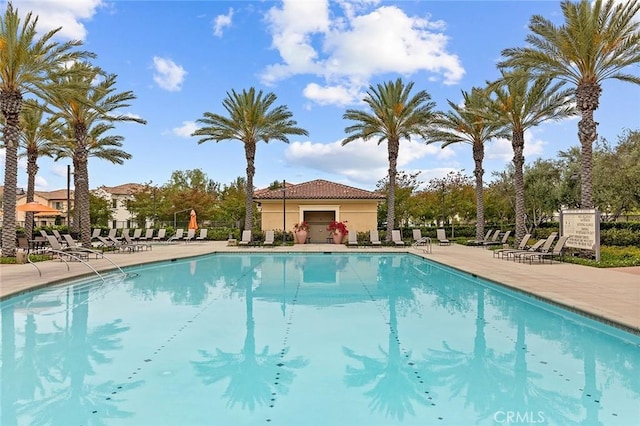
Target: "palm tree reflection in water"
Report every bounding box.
[192,258,308,410]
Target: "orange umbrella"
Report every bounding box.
[17,201,61,214]
[188,209,198,230]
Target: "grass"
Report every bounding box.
[561,246,640,268]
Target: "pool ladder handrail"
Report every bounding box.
[27,247,127,282]
[412,236,431,254]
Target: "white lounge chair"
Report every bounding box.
[139,229,154,241]
[391,230,405,246]
[508,233,557,262]
[348,231,358,247]
[183,229,196,243]
[132,228,142,241]
[520,235,570,264]
[238,230,252,246]
[483,230,511,248]
[493,234,531,258]
[263,230,275,246]
[91,228,102,241]
[436,229,451,246]
[153,228,167,241]
[167,229,184,243]
[195,228,208,241]
[370,230,382,246]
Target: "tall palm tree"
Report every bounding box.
[500,0,640,208]
[192,87,308,231]
[426,87,509,242]
[18,100,56,241]
[343,78,436,241]
[488,69,575,243]
[43,62,144,247]
[50,120,133,234]
[0,2,93,256]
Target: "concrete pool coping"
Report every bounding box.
[1,241,638,334]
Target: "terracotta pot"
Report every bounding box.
[295,230,308,244]
[332,232,344,244]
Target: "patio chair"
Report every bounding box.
[153,228,167,242]
[139,229,154,241]
[493,234,531,258]
[467,229,492,246]
[44,235,103,260]
[412,229,429,246]
[519,235,570,264]
[263,230,275,246]
[195,228,208,242]
[509,233,558,262]
[436,229,451,246]
[52,229,64,244]
[370,230,382,246]
[238,230,252,246]
[123,233,151,251]
[183,229,196,243]
[483,230,511,248]
[391,230,405,246]
[167,229,184,243]
[107,228,118,240]
[91,228,102,241]
[62,234,80,248]
[132,228,143,241]
[348,230,359,247]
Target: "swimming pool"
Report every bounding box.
[1,253,638,425]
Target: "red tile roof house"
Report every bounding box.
[254,179,385,243]
[92,183,145,229]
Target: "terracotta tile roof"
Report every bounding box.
[96,183,145,195]
[254,179,385,200]
[34,189,73,200]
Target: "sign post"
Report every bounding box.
[560,209,600,261]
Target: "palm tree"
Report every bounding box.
[0,2,93,256]
[343,78,436,241]
[488,69,574,244]
[43,62,144,247]
[426,87,509,242]
[18,100,57,241]
[192,87,308,231]
[500,0,640,208]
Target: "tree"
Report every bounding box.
[488,69,574,243]
[44,63,144,247]
[500,0,640,208]
[343,78,436,241]
[192,88,308,231]
[18,100,56,240]
[375,171,423,228]
[523,159,562,233]
[0,2,93,256]
[426,87,509,241]
[89,192,111,227]
[160,169,220,225]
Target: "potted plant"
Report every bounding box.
[327,220,348,244]
[293,221,310,244]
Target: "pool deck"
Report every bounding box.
[1,241,638,334]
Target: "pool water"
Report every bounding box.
[1,253,638,425]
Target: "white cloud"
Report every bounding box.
[213,8,234,37]
[152,56,187,92]
[261,1,464,105]
[10,0,104,40]
[486,132,547,162]
[173,121,199,138]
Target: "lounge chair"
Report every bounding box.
[239,230,252,246]
[348,231,358,247]
[519,235,570,264]
[107,228,119,240]
[167,229,184,243]
[44,235,103,260]
[52,229,64,243]
[153,228,167,242]
[132,228,142,241]
[195,228,208,241]
[475,229,500,247]
[123,233,152,251]
[263,230,275,246]
[467,229,492,246]
[96,235,119,250]
[91,228,102,241]
[62,234,80,248]
[510,233,558,262]
[412,229,429,246]
[391,230,405,246]
[183,229,196,243]
[436,228,451,246]
[483,230,511,248]
[139,229,154,241]
[370,230,382,246]
[493,234,531,258]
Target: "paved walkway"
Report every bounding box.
[1,241,638,334]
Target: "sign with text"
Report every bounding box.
[560,209,600,261]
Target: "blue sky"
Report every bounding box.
[3,0,639,193]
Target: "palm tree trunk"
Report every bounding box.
[473,142,485,242]
[512,130,526,244]
[25,151,39,241]
[0,90,23,257]
[74,124,92,248]
[576,82,601,209]
[244,142,256,231]
[386,139,399,242]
